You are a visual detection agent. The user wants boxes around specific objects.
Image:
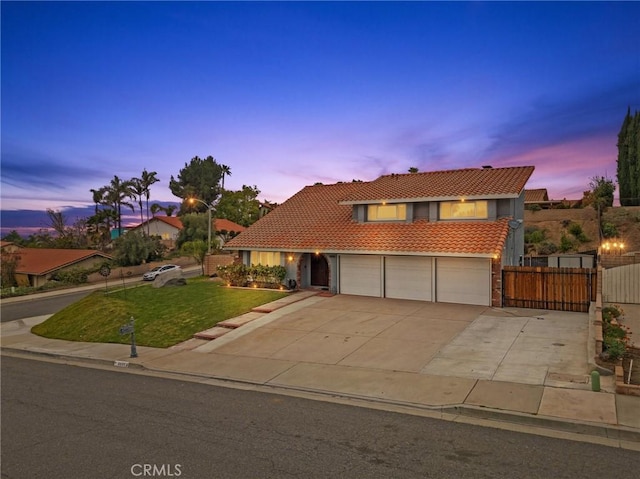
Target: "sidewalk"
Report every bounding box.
[2,292,639,449]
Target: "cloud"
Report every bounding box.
[481,77,640,163]
[0,201,181,237]
[0,143,108,190]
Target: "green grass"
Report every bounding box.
[31,278,288,348]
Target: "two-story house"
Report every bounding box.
[224,166,534,306]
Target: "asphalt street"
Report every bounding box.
[2,355,638,479]
[0,290,92,322]
[0,268,202,323]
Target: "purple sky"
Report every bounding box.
[2,1,639,235]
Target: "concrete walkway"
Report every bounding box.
[2,292,639,449]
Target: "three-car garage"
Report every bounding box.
[338,254,491,306]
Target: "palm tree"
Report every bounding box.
[104,175,135,236]
[130,177,146,232]
[140,169,159,235]
[220,164,231,190]
[90,187,106,214]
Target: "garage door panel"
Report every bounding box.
[340,255,381,297]
[437,258,490,306]
[385,256,432,301]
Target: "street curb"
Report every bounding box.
[1,347,147,371]
[5,346,638,445]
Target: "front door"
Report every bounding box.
[310,254,329,287]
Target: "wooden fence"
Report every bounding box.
[502,266,597,313]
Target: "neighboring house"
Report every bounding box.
[1,241,20,254]
[129,215,246,248]
[130,216,184,248]
[525,188,550,208]
[13,248,112,287]
[524,188,578,209]
[212,219,246,246]
[225,166,534,307]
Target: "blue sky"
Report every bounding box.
[1,1,639,234]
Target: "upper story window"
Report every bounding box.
[367,203,407,221]
[440,200,488,219]
[250,251,281,266]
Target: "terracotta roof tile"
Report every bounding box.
[340,166,534,203]
[14,248,112,275]
[225,167,523,256]
[213,219,246,233]
[524,188,549,202]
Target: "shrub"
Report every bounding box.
[50,267,90,285]
[536,241,558,255]
[601,222,618,238]
[567,223,590,243]
[217,264,248,286]
[602,305,623,323]
[525,227,546,244]
[247,264,286,288]
[112,232,166,266]
[526,204,541,212]
[604,323,627,340]
[218,264,286,289]
[603,336,626,361]
[559,234,574,253]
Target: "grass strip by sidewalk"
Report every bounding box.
[31,278,288,348]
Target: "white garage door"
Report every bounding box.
[339,255,382,297]
[385,256,432,301]
[436,257,491,306]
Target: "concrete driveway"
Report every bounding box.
[202,294,591,388]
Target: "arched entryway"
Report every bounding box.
[310,254,329,287]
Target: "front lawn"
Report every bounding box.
[31,278,288,348]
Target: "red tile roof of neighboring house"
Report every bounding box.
[339,166,534,203]
[131,216,246,234]
[14,248,112,275]
[225,169,523,256]
[524,188,550,203]
[214,219,246,233]
[131,216,184,230]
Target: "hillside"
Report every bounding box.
[523,206,640,255]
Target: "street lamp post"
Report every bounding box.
[188,197,213,255]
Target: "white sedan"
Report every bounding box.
[142,264,181,281]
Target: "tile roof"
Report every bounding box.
[524,188,550,202]
[14,248,112,275]
[225,170,520,256]
[131,216,246,233]
[339,166,534,203]
[131,216,184,231]
[214,219,246,233]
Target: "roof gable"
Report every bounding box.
[339,166,534,204]
[131,216,184,231]
[524,188,550,202]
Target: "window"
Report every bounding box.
[367,203,406,221]
[250,251,281,266]
[439,200,488,219]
